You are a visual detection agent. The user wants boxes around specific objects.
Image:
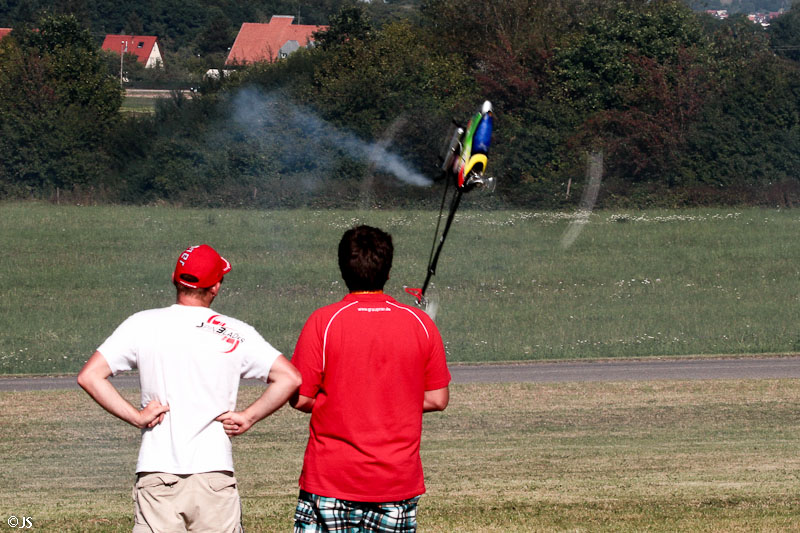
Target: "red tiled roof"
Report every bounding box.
[226,16,326,65]
[101,35,159,65]
[0,28,12,41]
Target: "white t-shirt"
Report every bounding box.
[98,304,281,474]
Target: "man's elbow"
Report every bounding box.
[288,392,302,410]
[76,367,94,392]
[438,395,450,410]
[77,351,113,394]
[270,356,302,392]
[428,398,449,412]
[281,368,302,406]
[424,388,449,412]
[288,366,302,391]
[290,392,315,413]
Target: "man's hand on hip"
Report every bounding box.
[139,400,170,428]
[215,355,301,437]
[215,411,255,436]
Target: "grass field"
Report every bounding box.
[1,380,798,531]
[2,202,800,374]
[3,202,799,531]
[119,96,156,115]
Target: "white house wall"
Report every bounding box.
[145,45,163,68]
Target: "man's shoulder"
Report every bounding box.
[312,298,357,315]
[386,298,437,324]
[305,295,437,327]
[385,297,420,313]
[298,298,362,331]
[122,306,174,322]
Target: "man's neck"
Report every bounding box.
[175,295,213,307]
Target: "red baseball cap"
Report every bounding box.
[172,244,232,289]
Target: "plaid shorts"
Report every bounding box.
[294,490,421,532]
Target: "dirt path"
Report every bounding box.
[2,356,799,391]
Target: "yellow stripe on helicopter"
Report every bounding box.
[463,154,488,177]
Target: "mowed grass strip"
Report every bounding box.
[3,203,800,373]
[119,96,156,115]
[0,380,798,531]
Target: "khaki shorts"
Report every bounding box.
[132,471,243,533]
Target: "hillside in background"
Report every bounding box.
[688,0,791,12]
[3,1,800,209]
[0,0,421,50]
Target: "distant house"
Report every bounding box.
[204,68,235,80]
[0,28,12,41]
[746,10,785,27]
[705,10,728,19]
[101,35,163,68]
[225,16,327,66]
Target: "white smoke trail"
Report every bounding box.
[561,150,603,249]
[228,87,432,187]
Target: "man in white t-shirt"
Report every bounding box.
[78,244,301,533]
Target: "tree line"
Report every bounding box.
[3,0,800,208]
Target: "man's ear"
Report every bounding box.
[209,281,222,298]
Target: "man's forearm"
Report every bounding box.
[77,351,168,429]
[217,355,302,436]
[79,372,146,427]
[243,376,300,423]
[423,387,450,412]
[289,393,315,413]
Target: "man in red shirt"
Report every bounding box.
[290,225,451,532]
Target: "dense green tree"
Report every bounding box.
[537,0,722,195]
[579,49,712,183]
[709,13,771,78]
[683,51,800,189]
[313,4,373,50]
[420,0,598,64]
[124,11,145,35]
[12,14,122,118]
[770,0,800,62]
[5,0,38,24]
[195,8,234,55]
[302,19,476,174]
[53,0,91,26]
[0,14,122,198]
[549,0,709,112]
[306,20,475,133]
[237,46,321,94]
[361,0,423,27]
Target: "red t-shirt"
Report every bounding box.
[291,292,451,502]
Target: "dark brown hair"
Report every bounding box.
[338,225,393,291]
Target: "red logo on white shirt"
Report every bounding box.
[197,314,244,353]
